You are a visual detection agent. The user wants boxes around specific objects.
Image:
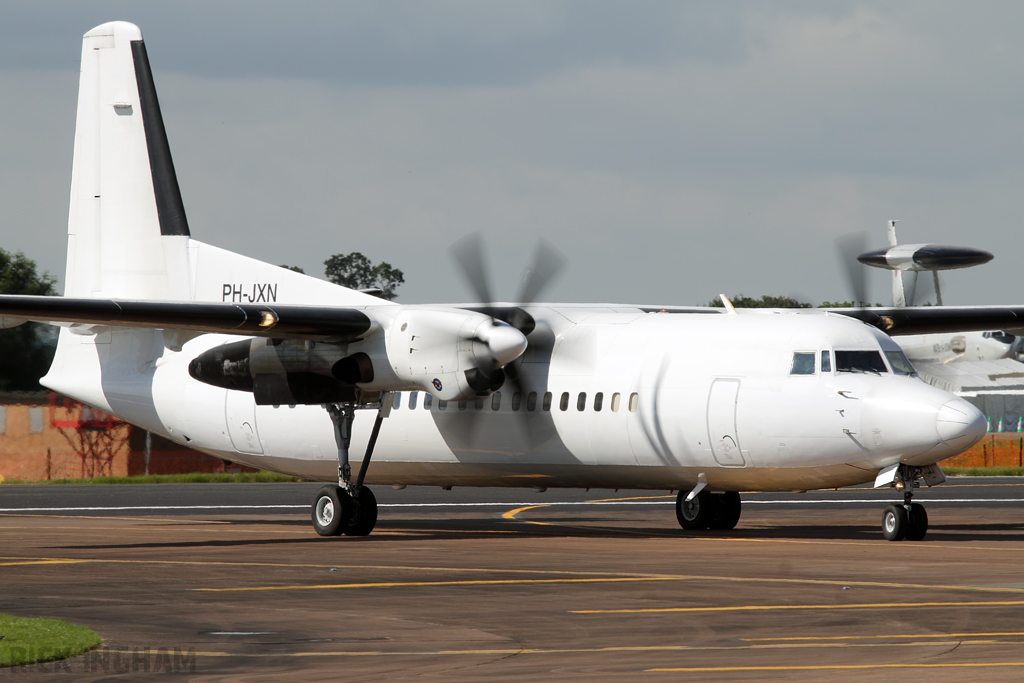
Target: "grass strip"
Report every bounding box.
[1,471,308,485]
[944,467,1024,477]
[0,614,100,668]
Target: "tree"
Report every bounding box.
[279,264,305,274]
[0,249,58,392]
[324,252,405,301]
[707,294,811,309]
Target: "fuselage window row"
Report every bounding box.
[394,391,639,413]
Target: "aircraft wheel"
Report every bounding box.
[312,485,351,536]
[882,503,908,541]
[709,492,742,530]
[344,486,378,537]
[676,490,713,530]
[905,503,928,541]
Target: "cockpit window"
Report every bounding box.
[983,330,1016,345]
[884,350,917,376]
[790,352,816,375]
[835,350,888,374]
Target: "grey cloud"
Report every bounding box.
[3,2,1024,309]
[0,1,749,85]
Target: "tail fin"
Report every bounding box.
[65,22,191,301]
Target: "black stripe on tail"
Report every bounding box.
[130,40,191,237]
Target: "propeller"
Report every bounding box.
[835,232,870,307]
[449,234,565,437]
[907,271,920,307]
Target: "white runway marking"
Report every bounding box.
[0,498,1022,513]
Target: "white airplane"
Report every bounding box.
[7,22,1024,543]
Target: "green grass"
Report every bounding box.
[2,471,308,485]
[944,466,1024,477]
[0,614,101,668]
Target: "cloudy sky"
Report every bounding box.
[1,1,1022,306]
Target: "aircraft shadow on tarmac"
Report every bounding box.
[53,517,1024,549]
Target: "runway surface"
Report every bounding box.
[4,478,1024,680]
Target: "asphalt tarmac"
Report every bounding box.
[3,478,1024,681]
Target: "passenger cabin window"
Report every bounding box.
[577,392,587,411]
[438,399,447,411]
[393,392,402,409]
[611,393,621,412]
[885,350,917,376]
[594,392,604,411]
[424,394,433,409]
[560,392,570,411]
[458,400,467,411]
[542,392,553,411]
[835,350,888,374]
[821,351,831,373]
[512,392,522,411]
[474,398,484,410]
[527,392,538,411]
[790,352,816,375]
[629,392,638,412]
[491,392,501,410]
[409,392,418,410]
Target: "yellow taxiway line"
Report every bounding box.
[574,599,1024,614]
[648,662,1024,673]
[169,636,1024,660]
[193,576,677,593]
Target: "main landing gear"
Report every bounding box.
[311,396,390,537]
[676,487,742,531]
[876,463,943,541]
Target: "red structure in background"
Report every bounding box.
[47,392,256,477]
[49,393,131,478]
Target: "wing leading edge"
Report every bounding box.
[0,295,373,341]
[831,306,1024,336]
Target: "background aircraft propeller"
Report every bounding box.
[836,232,871,307]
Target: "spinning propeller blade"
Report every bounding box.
[449,234,566,449]
[836,232,870,307]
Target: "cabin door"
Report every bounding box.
[707,379,745,466]
[225,390,263,455]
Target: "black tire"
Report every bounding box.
[709,492,742,530]
[676,489,714,530]
[882,503,908,541]
[905,503,928,541]
[312,485,351,537]
[344,486,378,537]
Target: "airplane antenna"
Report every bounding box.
[719,294,737,314]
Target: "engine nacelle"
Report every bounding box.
[188,305,527,404]
[384,306,527,401]
[188,338,375,405]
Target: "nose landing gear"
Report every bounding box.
[877,463,941,541]
[675,489,742,531]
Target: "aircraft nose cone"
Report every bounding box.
[936,398,987,448]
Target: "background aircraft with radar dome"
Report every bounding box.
[5,22,1024,541]
[840,222,1021,366]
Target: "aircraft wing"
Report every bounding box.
[831,306,1024,336]
[0,295,373,341]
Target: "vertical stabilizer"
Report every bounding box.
[887,220,906,307]
[65,22,191,301]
